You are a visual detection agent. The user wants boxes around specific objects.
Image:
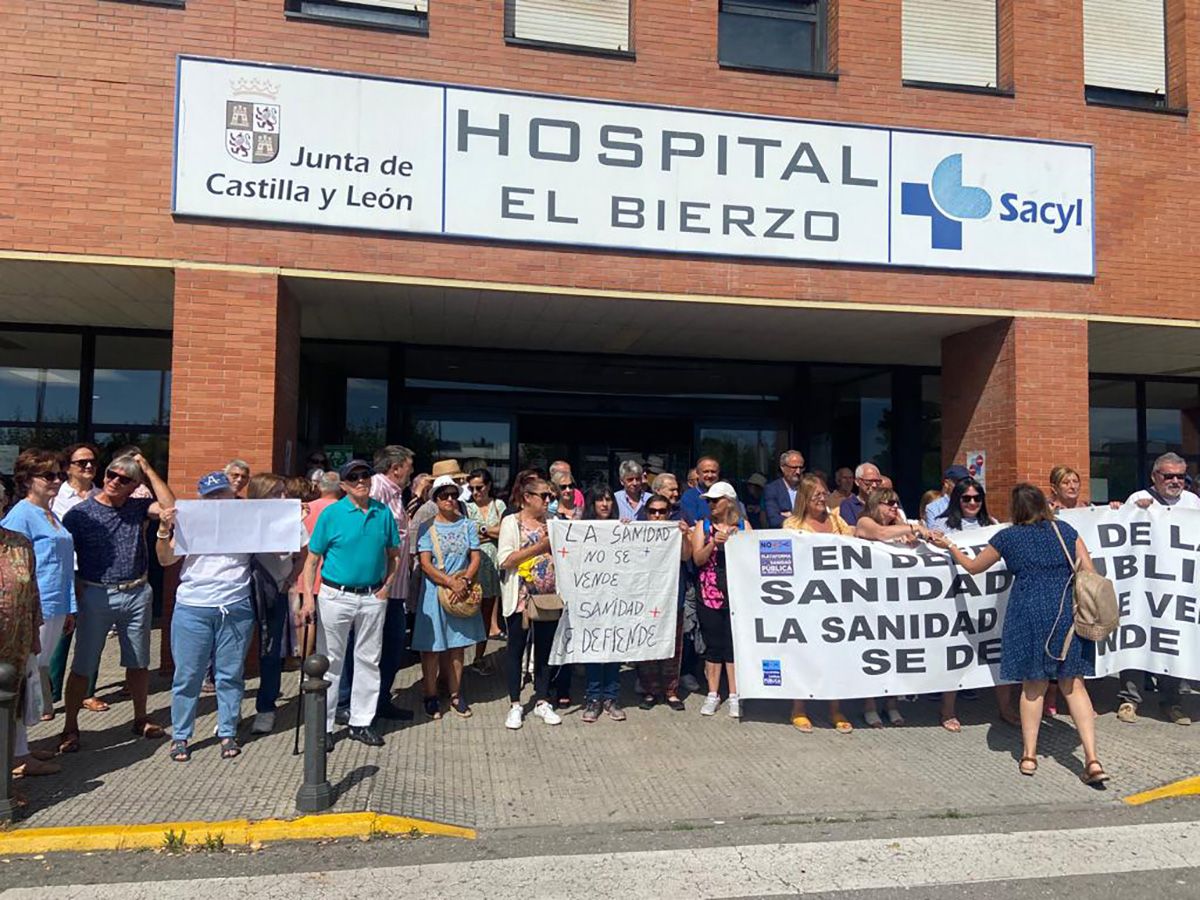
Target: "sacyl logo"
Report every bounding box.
[902,153,1085,251]
[901,154,989,250]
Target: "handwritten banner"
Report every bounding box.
[727,527,1013,700]
[548,519,681,664]
[174,499,303,556]
[1059,505,1200,681]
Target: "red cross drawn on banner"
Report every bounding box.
[649,608,661,618]
[557,546,570,559]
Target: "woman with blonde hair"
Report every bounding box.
[1048,466,1083,511]
[782,474,854,733]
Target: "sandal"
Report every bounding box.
[169,740,191,763]
[40,712,55,722]
[131,718,165,739]
[886,708,905,726]
[219,738,241,759]
[863,709,884,728]
[791,715,813,733]
[58,729,80,754]
[450,694,472,719]
[1082,759,1110,785]
[1019,756,1038,776]
[423,695,442,720]
[82,697,110,712]
[941,716,962,733]
[832,714,854,734]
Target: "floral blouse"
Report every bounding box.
[0,528,43,671]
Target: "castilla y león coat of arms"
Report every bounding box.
[225,77,280,164]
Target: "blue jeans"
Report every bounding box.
[338,598,408,713]
[585,662,620,702]
[170,599,255,741]
[256,595,289,714]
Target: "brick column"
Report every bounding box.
[160,268,299,673]
[941,318,1090,520]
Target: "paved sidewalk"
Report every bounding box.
[16,630,1200,832]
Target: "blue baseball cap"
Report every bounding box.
[338,459,373,480]
[197,471,232,496]
[944,464,971,482]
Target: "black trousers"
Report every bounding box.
[506,613,570,703]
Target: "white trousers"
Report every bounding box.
[316,585,387,731]
[36,614,66,717]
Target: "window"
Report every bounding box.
[413,418,512,488]
[506,0,631,54]
[0,331,82,455]
[718,0,828,76]
[1083,0,1166,106]
[699,426,789,488]
[92,335,172,428]
[346,378,387,450]
[1089,379,1138,503]
[285,0,429,33]
[902,0,997,89]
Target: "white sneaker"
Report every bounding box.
[505,705,524,730]
[700,693,721,716]
[533,701,562,725]
[680,674,701,693]
[728,695,741,719]
[250,711,275,735]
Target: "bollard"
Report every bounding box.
[0,662,19,823]
[295,653,334,814]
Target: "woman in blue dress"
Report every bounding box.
[415,475,483,719]
[931,483,1109,784]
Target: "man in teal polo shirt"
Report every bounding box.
[301,459,401,748]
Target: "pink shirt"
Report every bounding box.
[370,473,411,600]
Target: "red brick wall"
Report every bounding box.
[170,268,292,493]
[0,0,1197,322]
[942,317,1091,518]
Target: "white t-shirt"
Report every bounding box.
[254,522,310,590]
[1126,489,1200,509]
[176,552,252,608]
[51,482,98,519]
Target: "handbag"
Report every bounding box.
[523,592,563,625]
[1047,520,1120,660]
[429,523,483,619]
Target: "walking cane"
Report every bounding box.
[292,618,310,757]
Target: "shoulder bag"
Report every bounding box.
[429,523,483,618]
[1047,520,1119,660]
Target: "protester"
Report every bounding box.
[0,523,55,795]
[48,442,105,714]
[930,477,1003,731]
[467,467,506,649]
[829,467,856,509]
[583,485,617,520]
[931,484,1108,783]
[838,462,883,527]
[60,452,175,752]
[224,458,251,498]
[1117,452,1198,725]
[156,471,255,761]
[635,494,691,713]
[782,474,853,733]
[686,468,699,489]
[1,450,76,727]
[691,481,748,719]
[917,489,942,527]
[365,446,416,723]
[548,460,585,510]
[498,478,563,729]
[924,464,970,531]
[1047,466,1084,511]
[764,450,805,529]
[550,470,581,521]
[406,473,432,520]
[681,456,722,522]
[301,459,402,750]
[615,459,647,521]
[415,475,484,720]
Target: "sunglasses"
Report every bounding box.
[435,490,459,501]
[961,494,983,503]
[34,470,63,482]
[469,483,488,491]
[342,472,372,484]
[104,470,136,486]
[525,492,555,502]
[1158,473,1187,482]
[646,507,670,517]
[879,500,899,507]
[70,458,96,469]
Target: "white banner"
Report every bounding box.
[548,519,680,664]
[728,528,1013,700]
[173,499,303,555]
[174,56,1094,276]
[1059,505,1200,681]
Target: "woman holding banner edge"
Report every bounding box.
[781,474,854,733]
[929,483,1109,784]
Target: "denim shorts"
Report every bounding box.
[72,581,153,675]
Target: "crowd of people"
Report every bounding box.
[2,441,1198,801]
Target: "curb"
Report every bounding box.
[1123,775,1200,807]
[0,812,476,855]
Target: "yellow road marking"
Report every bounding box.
[1124,775,1200,806]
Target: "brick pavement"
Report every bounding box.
[16,631,1200,832]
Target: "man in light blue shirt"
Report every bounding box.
[615,459,647,521]
[924,464,970,531]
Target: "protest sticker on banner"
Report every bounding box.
[1060,505,1200,681]
[727,529,1013,700]
[174,499,303,556]
[548,519,681,665]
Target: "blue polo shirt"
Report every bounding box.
[309,496,400,588]
[839,494,866,527]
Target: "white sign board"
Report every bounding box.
[728,529,1012,700]
[173,499,303,555]
[547,519,681,664]
[174,56,1095,276]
